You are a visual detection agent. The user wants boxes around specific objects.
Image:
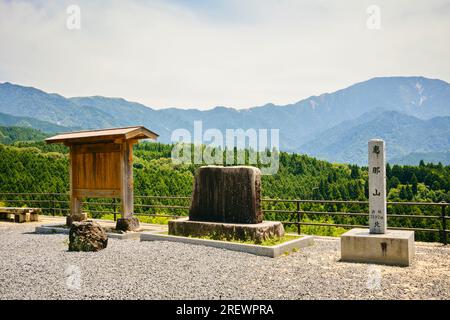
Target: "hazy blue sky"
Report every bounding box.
[1,0,450,109]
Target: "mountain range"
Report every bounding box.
[300,110,450,165]
[0,76,449,165]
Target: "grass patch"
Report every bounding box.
[283,218,348,237]
[252,235,300,246]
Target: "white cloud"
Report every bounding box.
[0,0,449,109]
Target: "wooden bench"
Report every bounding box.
[0,207,41,223]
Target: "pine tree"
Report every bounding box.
[350,165,360,179]
[399,186,408,200]
[432,181,441,190]
[406,185,414,200]
[411,174,418,195]
[386,163,392,179]
[389,177,400,189]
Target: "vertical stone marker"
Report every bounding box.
[368,139,387,234]
[340,139,415,266]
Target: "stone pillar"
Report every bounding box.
[340,139,415,266]
[368,139,387,234]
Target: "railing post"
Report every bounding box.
[112,198,117,221]
[296,201,301,235]
[52,194,56,216]
[441,202,447,245]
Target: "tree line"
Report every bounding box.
[0,135,449,242]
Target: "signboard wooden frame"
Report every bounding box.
[46,126,158,220]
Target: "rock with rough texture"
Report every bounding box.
[169,218,284,243]
[69,220,108,252]
[116,216,140,232]
[189,166,262,224]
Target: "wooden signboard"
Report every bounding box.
[46,126,158,222]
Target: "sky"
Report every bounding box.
[1,0,450,110]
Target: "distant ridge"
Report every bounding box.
[299,110,450,165]
[0,76,449,164]
[0,111,74,133]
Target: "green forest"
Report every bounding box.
[0,126,449,242]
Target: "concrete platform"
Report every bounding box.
[340,228,415,267]
[141,230,314,258]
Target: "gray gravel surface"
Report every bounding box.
[0,222,449,300]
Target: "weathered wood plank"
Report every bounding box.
[72,149,121,191]
[73,189,120,198]
[72,143,121,154]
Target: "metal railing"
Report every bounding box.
[0,192,448,244]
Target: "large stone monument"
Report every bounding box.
[169,166,284,243]
[340,139,415,266]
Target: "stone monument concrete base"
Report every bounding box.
[340,228,415,267]
[141,230,313,258]
[169,218,285,243]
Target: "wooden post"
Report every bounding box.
[70,196,82,216]
[68,146,84,225]
[120,141,134,219]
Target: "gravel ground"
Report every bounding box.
[0,222,449,300]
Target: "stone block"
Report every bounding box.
[116,216,140,232]
[15,211,30,223]
[0,208,40,223]
[189,166,262,224]
[30,211,40,222]
[340,228,415,267]
[66,213,87,226]
[169,218,284,243]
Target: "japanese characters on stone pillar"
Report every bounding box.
[368,139,387,234]
[341,139,414,266]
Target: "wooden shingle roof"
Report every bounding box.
[45,126,158,145]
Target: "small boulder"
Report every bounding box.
[116,216,140,232]
[69,220,108,252]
